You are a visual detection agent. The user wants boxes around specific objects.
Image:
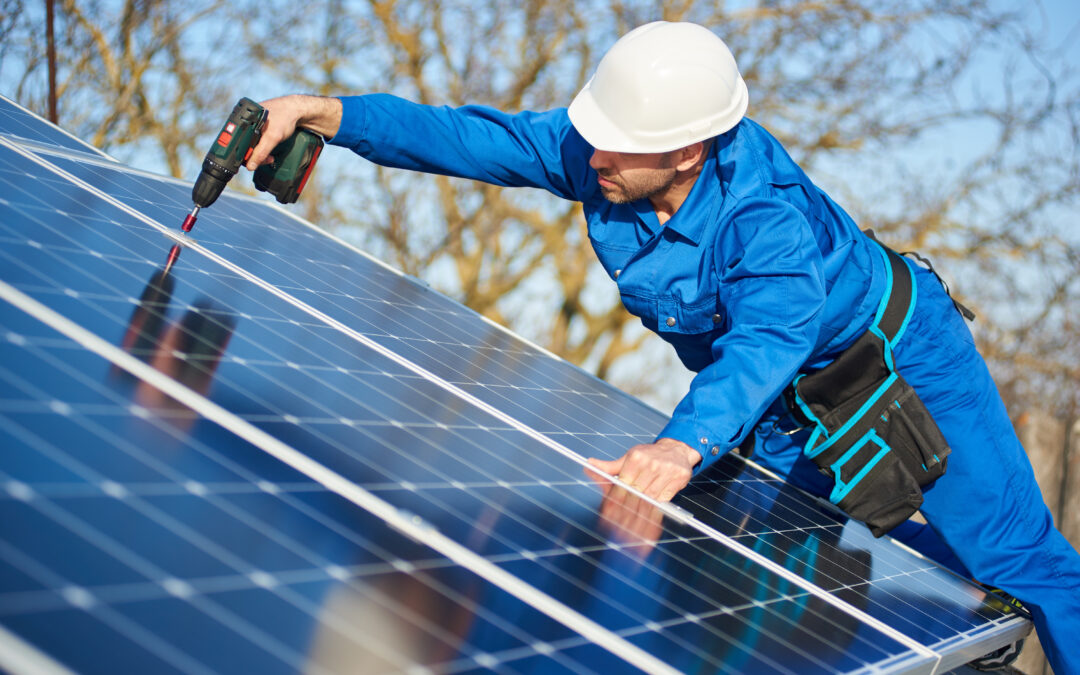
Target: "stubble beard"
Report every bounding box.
[598,168,678,205]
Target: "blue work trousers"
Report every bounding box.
[752,262,1080,674]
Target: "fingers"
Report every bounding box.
[245,97,298,171]
[631,445,692,501]
[586,452,654,499]
[656,472,691,502]
[244,95,342,171]
[588,444,694,502]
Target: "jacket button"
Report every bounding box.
[712,314,721,324]
[699,437,709,445]
[666,317,676,327]
[711,446,720,455]
[614,269,621,279]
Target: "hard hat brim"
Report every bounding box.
[568,76,748,154]
[567,81,651,153]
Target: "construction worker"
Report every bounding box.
[248,22,1079,672]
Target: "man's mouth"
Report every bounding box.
[597,175,617,189]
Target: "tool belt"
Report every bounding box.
[784,239,950,537]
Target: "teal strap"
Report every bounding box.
[792,238,918,452]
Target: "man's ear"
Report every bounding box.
[675,140,708,172]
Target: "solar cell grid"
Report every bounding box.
[0,106,1031,673]
[38,152,666,452]
[1,279,916,675]
[1,310,659,675]
[0,206,899,674]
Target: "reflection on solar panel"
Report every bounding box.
[0,94,1030,674]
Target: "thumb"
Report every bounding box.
[587,456,624,477]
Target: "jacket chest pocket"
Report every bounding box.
[656,298,724,335]
[617,291,655,326]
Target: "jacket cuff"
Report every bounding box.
[655,418,726,474]
[327,96,367,148]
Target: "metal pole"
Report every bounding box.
[46,0,58,124]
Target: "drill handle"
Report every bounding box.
[253,129,324,204]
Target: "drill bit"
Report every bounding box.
[181,205,200,233]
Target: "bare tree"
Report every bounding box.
[2,0,232,176]
[4,0,1077,418]
[241,0,1078,414]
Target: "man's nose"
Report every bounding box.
[589,148,612,170]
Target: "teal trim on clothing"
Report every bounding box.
[802,372,898,459]
[829,430,891,503]
[870,242,918,348]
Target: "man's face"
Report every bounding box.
[589,148,679,204]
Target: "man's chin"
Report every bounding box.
[600,186,630,204]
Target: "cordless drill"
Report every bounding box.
[181,97,324,232]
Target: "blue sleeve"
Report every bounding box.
[657,198,827,471]
[329,94,594,202]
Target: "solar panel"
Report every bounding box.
[0,99,1030,674]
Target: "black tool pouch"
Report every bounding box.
[790,332,949,536]
[787,239,951,537]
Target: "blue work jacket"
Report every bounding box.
[330,94,887,473]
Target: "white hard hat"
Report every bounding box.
[568,22,748,154]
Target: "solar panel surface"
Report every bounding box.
[0,96,1030,674]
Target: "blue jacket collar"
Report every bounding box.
[652,134,728,245]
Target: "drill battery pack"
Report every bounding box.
[254,129,324,204]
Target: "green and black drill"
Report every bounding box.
[181,97,323,233]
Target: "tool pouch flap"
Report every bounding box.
[793,331,951,537]
[796,330,890,427]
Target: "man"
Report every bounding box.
[248,21,1078,672]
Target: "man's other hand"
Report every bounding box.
[586,438,702,502]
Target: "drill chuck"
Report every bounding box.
[191,159,233,209]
